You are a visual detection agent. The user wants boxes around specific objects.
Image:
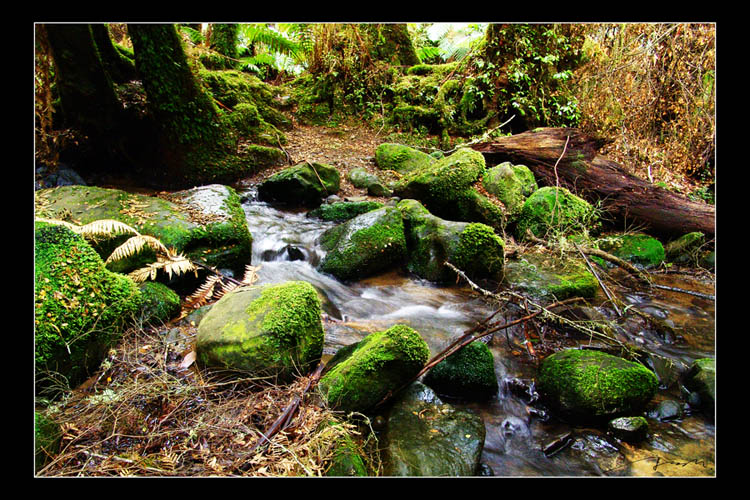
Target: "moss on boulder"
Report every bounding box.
[138,281,181,325]
[381,382,486,476]
[482,162,538,220]
[307,200,384,222]
[423,341,499,401]
[374,142,435,175]
[537,349,659,423]
[504,251,597,301]
[195,281,324,381]
[318,324,430,414]
[35,222,142,390]
[594,233,665,269]
[35,184,253,275]
[318,206,407,281]
[258,162,340,207]
[684,358,715,413]
[398,199,504,284]
[515,186,598,240]
[665,232,706,265]
[392,148,505,231]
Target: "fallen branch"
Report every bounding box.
[651,283,715,301]
[574,242,622,316]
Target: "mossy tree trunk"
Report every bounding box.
[364,24,419,66]
[45,24,125,142]
[90,24,137,83]
[471,128,715,239]
[128,23,251,188]
[208,23,239,69]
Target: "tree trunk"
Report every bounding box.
[45,24,124,140]
[90,24,137,83]
[471,128,715,239]
[128,23,251,188]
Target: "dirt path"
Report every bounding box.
[240,123,388,200]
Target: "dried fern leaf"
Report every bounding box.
[159,254,197,280]
[129,263,161,283]
[215,280,239,299]
[182,275,220,311]
[242,264,262,285]
[78,219,139,238]
[105,234,169,264]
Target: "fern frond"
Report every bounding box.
[182,275,220,311]
[214,279,239,299]
[77,219,139,239]
[129,263,161,283]
[105,234,169,264]
[241,264,262,285]
[159,253,197,280]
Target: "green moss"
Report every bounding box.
[319,324,430,413]
[515,186,598,239]
[259,162,341,206]
[196,282,323,380]
[138,281,181,325]
[423,341,498,400]
[537,349,658,422]
[503,252,597,301]
[595,233,665,269]
[308,201,384,222]
[35,222,141,390]
[665,231,706,264]
[451,223,505,282]
[318,207,407,281]
[374,143,435,174]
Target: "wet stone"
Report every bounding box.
[608,416,649,443]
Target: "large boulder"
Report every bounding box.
[537,349,659,423]
[307,200,384,222]
[318,206,407,281]
[374,142,435,174]
[35,184,253,275]
[195,281,324,381]
[423,340,499,401]
[594,233,665,269]
[482,162,538,220]
[318,324,430,414]
[258,162,340,207]
[398,199,504,284]
[35,222,142,390]
[503,251,598,301]
[665,231,706,265]
[392,148,505,231]
[381,382,486,476]
[515,186,599,240]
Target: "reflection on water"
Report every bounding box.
[241,193,715,477]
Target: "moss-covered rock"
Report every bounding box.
[423,341,498,401]
[35,411,62,472]
[138,281,181,325]
[307,200,384,222]
[257,162,341,207]
[35,222,142,391]
[515,186,599,240]
[320,419,369,477]
[35,184,253,275]
[318,207,407,281]
[537,349,659,423]
[665,232,706,265]
[607,416,649,443]
[482,162,538,219]
[392,148,505,231]
[195,281,324,381]
[684,358,715,413]
[398,199,504,284]
[381,382,486,476]
[318,324,430,414]
[503,251,598,301]
[594,233,665,269]
[374,142,435,175]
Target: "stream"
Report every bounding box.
[238,188,716,477]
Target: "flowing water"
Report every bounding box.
[239,189,716,477]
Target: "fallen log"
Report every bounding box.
[471,128,715,239]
